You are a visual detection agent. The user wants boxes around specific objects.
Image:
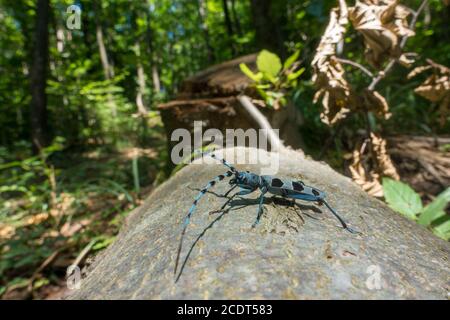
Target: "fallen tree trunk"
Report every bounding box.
[387,135,450,200]
[158,54,305,160]
[69,147,449,299]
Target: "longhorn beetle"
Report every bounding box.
[174,153,359,281]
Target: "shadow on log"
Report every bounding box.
[68,148,449,299]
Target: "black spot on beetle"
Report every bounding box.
[210,181,216,186]
[312,189,320,196]
[218,175,224,180]
[271,178,284,188]
[201,188,207,193]
[292,181,304,192]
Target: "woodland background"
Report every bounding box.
[0,0,449,299]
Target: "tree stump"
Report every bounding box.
[68,147,449,299]
[158,54,304,160]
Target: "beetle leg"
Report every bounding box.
[209,186,239,215]
[252,188,268,228]
[221,184,237,198]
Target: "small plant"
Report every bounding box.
[382,178,450,241]
[239,49,304,109]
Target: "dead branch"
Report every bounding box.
[368,0,429,91]
[237,95,285,152]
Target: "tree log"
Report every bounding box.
[68,147,449,299]
[159,54,305,159]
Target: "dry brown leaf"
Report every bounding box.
[407,65,432,79]
[414,75,450,102]
[408,60,450,126]
[359,90,392,119]
[349,133,399,197]
[312,5,354,125]
[50,192,75,218]
[60,219,91,237]
[319,90,352,125]
[370,132,400,179]
[0,224,15,240]
[349,148,384,197]
[349,0,415,68]
[25,213,49,226]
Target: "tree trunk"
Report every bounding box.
[151,65,161,94]
[197,0,215,64]
[95,24,113,80]
[93,1,117,117]
[132,8,149,115]
[250,0,286,58]
[230,0,242,37]
[145,2,161,94]
[30,0,50,152]
[222,0,236,55]
[135,50,148,115]
[68,147,449,299]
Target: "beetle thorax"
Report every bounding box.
[237,172,261,188]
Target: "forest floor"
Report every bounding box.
[0,144,165,300]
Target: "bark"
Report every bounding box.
[30,0,50,151]
[237,95,284,152]
[197,0,215,64]
[95,23,113,80]
[145,1,161,94]
[132,9,149,115]
[164,54,304,151]
[92,0,114,80]
[387,135,450,198]
[68,147,450,299]
[250,0,286,58]
[93,1,117,117]
[222,0,236,55]
[135,51,149,115]
[80,1,95,57]
[151,65,161,94]
[230,0,242,37]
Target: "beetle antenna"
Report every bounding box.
[321,199,360,234]
[174,170,234,279]
[207,152,238,173]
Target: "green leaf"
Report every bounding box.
[92,236,116,250]
[256,87,268,99]
[239,63,262,82]
[283,50,300,70]
[256,84,271,90]
[432,216,450,241]
[287,67,305,81]
[256,50,282,78]
[33,278,50,290]
[418,187,450,226]
[382,178,423,220]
